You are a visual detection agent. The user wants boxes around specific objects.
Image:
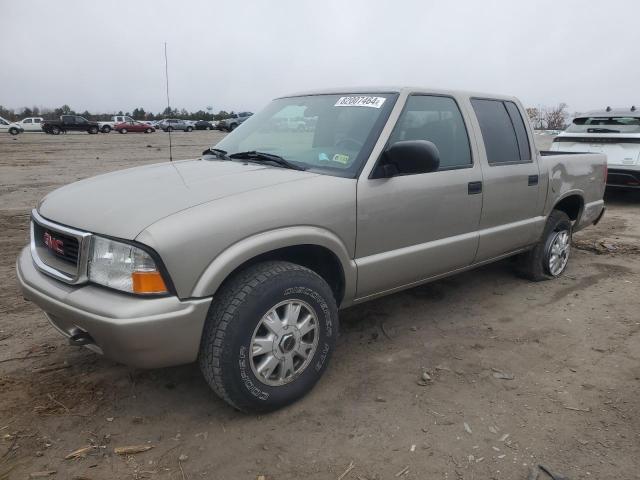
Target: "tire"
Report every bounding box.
[101,126,111,133]
[145,128,153,133]
[199,261,338,413]
[166,126,173,132]
[51,126,61,135]
[186,126,193,132]
[207,126,212,130]
[119,128,127,134]
[88,126,99,134]
[229,123,238,131]
[9,127,19,135]
[517,210,572,281]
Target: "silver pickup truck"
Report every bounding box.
[17,87,606,412]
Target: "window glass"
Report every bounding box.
[504,101,531,161]
[388,95,472,170]
[471,99,521,164]
[34,118,41,123]
[24,118,32,124]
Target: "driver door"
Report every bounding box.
[355,94,483,299]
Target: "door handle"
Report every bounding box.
[468,181,482,195]
[528,175,539,186]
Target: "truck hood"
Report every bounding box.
[38,159,320,239]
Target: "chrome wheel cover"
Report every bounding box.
[548,230,570,276]
[249,299,319,387]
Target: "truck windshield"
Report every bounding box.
[566,116,640,134]
[211,93,398,178]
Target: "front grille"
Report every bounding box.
[33,222,80,265]
[30,210,92,284]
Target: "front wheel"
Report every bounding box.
[101,126,111,133]
[9,127,19,135]
[145,128,153,133]
[517,210,572,281]
[166,126,173,132]
[88,126,99,134]
[199,261,338,413]
[185,126,193,132]
[119,128,127,134]
[51,126,61,135]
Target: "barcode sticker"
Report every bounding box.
[334,96,386,108]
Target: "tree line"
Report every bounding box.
[0,105,240,122]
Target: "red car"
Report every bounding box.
[115,121,155,134]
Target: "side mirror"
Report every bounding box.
[372,140,440,178]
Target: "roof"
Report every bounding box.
[276,86,519,102]
[576,107,640,118]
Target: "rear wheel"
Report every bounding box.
[145,128,153,133]
[517,210,572,281]
[9,127,19,135]
[199,261,338,413]
[88,126,99,134]
[51,126,61,135]
[186,126,193,132]
[166,126,173,132]
[101,125,111,133]
[229,123,238,131]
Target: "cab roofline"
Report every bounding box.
[275,86,520,102]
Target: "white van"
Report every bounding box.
[551,107,640,188]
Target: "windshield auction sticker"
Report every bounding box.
[334,96,386,108]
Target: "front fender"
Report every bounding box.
[190,226,357,303]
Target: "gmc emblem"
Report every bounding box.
[43,231,64,255]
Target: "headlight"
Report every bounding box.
[88,236,168,295]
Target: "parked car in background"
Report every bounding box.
[551,106,640,188]
[218,112,253,131]
[17,117,44,132]
[41,115,100,135]
[98,115,135,133]
[0,116,24,135]
[17,87,606,413]
[115,120,155,134]
[194,120,215,130]
[157,119,193,132]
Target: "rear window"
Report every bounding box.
[471,99,531,165]
[566,116,640,134]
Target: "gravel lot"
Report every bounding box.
[1,131,639,480]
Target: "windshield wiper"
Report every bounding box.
[228,151,306,171]
[202,147,230,159]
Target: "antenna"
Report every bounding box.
[164,42,173,162]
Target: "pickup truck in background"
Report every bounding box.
[217,111,253,131]
[16,117,44,132]
[17,87,606,413]
[41,115,100,135]
[551,106,640,188]
[98,115,135,133]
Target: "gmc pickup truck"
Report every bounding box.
[17,87,606,412]
[41,115,100,135]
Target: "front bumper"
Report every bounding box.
[16,246,212,368]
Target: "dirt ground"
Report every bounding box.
[1,131,639,480]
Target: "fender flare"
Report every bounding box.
[190,226,357,302]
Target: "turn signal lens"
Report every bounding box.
[132,271,168,294]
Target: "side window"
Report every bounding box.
[504,101,531,161]
[34,118,41,123]
[388,95,472,170]
[471,99,530,165]
[24,119,32,124]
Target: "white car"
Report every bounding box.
[551,107,640,188]
[17,117,44,132]
[0,116,23,135]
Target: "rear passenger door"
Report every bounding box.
[470,98,543,262]
[355,94,483,299]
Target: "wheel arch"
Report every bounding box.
[190,227,357,307]
[551,193,584,222]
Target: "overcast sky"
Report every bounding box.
[2,0,638,115]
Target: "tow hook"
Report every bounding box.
[68,330,94,346]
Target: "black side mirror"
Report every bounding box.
[373,140,440,178]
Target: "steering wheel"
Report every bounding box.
[335,137,364,150]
